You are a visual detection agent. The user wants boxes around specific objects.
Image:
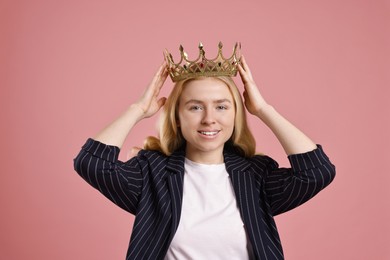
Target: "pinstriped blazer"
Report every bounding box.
[74,138,335,260]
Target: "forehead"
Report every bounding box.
[180,78,233,101]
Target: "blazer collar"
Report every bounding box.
[166,149,186,175]
[223,150,252,174]
[166,147,251,175]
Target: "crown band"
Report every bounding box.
[164,42,241,82]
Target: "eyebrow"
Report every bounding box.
[184,99,232,105]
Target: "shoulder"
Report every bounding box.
[131,149,170,167]
[138,149,167,159]
[250,154,279,170]
[224,150,278,173]
[128,149,185,176]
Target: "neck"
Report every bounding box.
[185,147,224,164]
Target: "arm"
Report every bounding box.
[73,62,168,213]
[73,138,143,214]
[238,57,335,213]
[94,61,168,148]
[260,147,336,215]
[238,56,317,155]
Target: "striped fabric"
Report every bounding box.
[74,138,335,260]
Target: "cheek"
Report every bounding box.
[178,112,196,130]
[221,112,235,127]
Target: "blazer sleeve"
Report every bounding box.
[263,145,336,216]
[73,138,143,214]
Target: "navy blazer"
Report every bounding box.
[74,138,335,260]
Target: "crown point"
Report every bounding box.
[165,42,241,82]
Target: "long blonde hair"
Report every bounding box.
[144,76,256,157]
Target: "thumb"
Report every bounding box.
[157,97,167,109]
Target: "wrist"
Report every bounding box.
[254,103,274,119]
[129,103,147,121]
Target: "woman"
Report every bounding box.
[74,51,335,259]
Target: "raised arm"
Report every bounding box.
[94,61,169,148]
[238,56,317,155]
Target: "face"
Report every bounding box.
[177,78,235,163]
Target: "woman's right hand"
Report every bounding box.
[133,61,169,119]
[93,61,169,148]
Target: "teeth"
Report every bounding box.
[200,131,218,136]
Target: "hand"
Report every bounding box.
[134,61,169,118]
[238,56,268,116]
[238,56,317,155]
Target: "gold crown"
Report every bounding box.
[164,42,241,82]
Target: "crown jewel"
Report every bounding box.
[164,42,241,82]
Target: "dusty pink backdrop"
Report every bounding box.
[1,0,389,259]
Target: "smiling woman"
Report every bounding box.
[177,78,236,163]
[73,43,335,260]
[144,76,256,163]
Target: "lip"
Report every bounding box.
[197,130,221,138]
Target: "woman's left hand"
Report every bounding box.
[238,55,317,155]
[237,56,268,116]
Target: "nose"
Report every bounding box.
[201,109,216,125]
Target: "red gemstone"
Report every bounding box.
[200,63,204,68]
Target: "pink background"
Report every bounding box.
[1,0,389,259]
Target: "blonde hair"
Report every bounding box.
[144,76,256,157]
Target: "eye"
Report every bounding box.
[189,105,203,111]
[216,105,228,110]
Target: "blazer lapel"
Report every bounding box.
[224,151,269,260]
[166,150,185,243]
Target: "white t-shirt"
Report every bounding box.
[164,158,254,260]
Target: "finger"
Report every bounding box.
[237,62,244,74]
[241,56,253,79]
[157,97,167,109]
[243,90,249,100]
[156,67,169,91]
[149,63,168,96]
[155,62,165,78]
[151,61,167,84]
[157,62,168,81]
[237,63,249,84]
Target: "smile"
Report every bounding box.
[198,131,220,136]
